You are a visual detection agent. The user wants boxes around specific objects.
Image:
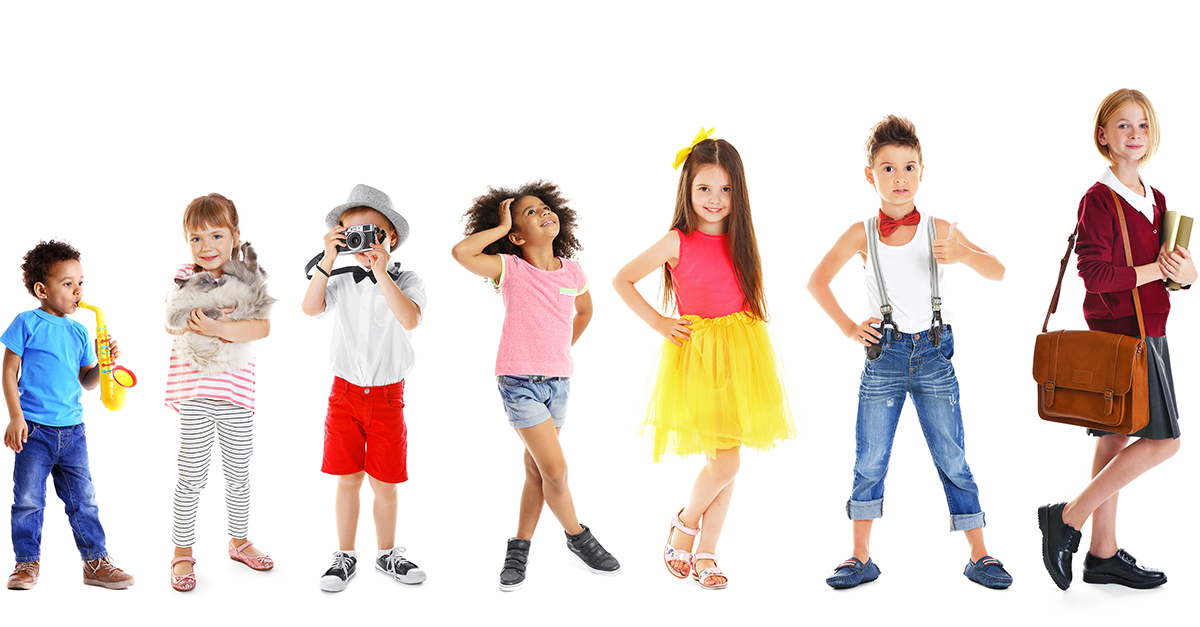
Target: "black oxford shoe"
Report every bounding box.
[1083,549,1167,589]
[1039,502,1082,590]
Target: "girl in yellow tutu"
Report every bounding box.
[614,129,795,589]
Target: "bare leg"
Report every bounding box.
[851,520,872,562]
[172,546,193,576]
[369,476,398,550]
[964,528,989,562]
[335,472,365,551]
[515,422,582,536]
[515,441,550,539]
[1062,435,1180,532]
[670,448,740,584]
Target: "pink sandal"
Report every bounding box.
[170,556,196,592]
[228,539,274,571]
[663,509,699,579]
[691,553,728,590]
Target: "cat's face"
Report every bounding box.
[175,271,225,292]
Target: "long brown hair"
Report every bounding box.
[183,193,241,272]
[663,138,767,320]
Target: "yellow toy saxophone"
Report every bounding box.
[78,301,137,411]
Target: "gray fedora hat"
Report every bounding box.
[325,184,410,247]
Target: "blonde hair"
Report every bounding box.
[1094,88,1160,165]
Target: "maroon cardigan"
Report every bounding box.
[1075,182,1170,337]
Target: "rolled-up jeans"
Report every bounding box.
[848,325,985,531]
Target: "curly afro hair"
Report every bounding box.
[461,180,582,260]
[22,240,81,297]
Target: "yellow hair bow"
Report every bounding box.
[672,127,715,169]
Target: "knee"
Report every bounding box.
[539,462,569,490]
[368,477,397,497]
[337,472,365,491]
[523,455,543,486]
[707,449,740,484]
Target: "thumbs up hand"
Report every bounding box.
[933,221,967,265]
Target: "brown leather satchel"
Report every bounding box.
[1033,187,1149,433]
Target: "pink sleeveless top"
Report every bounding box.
[670,229,747,318]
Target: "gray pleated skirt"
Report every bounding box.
[1089,335,1182,440]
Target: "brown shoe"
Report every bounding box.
[7,562,39,590]
[83,556,135,589]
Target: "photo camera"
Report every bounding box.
[338,224,384,255]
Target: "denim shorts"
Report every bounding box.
[497,375,569,429]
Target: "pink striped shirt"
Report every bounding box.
[164,264,257,412]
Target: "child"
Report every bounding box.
[166,193,272,592]
[613,130,795,590]
[452,181,619,591]
[807,115,1008,589]
[1037,89,1191,590]
[4,240,134,590]
[301,184,428,592]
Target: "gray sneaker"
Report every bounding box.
[376,547,425,584]
[565,525,619,574]
[498,538,531,591]
[319,551,356,592]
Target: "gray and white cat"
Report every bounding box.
[166,242,277,374]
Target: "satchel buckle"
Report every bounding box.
[1043,382,1055,392]
[1104,389,1114,416]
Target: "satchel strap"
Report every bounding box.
[1042,186,1146,343]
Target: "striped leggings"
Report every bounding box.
[172,398,254,547]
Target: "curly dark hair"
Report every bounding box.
[22,240,81,297]
[461,180,582,259]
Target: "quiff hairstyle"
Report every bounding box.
[865,114,922,166]
[1094,88,1160,166]
[183,193,241,272]
[666,138,767,321]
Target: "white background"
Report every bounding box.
[2,1,1196,624]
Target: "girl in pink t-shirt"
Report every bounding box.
[453,181,619,591]
[165,193,273,592]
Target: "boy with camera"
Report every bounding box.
[301,184,429,591]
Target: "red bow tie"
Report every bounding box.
[878,208,920,237]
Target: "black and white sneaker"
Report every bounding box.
[319,551,357,592]
[376,547,426,584]
[566,525,620,575]
[498,538,531,591]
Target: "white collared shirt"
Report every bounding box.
[317,263,427,387]
[1099,168,1156,222]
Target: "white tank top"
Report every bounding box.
[862,213,948,334]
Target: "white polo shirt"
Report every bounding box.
[318,263,428,387]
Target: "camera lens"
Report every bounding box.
[347,232,363,249]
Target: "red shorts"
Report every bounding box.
[321,377,408,483]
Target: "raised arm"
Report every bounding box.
[301,224,346,316]
[612,231,693,346]
[931,219,1005,281]
[450,198,512,282]
[807,223,882,346]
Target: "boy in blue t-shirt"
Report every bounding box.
[3,241,134,590]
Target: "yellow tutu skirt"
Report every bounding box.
[642,311,795,461]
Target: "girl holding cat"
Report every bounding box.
[165,193,273,591]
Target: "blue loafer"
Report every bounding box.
[964,555,1013,589]
[826,557,881,589]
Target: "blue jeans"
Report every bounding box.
[11,422,108,562]
[848,325,985,531]
[497,375,570,429]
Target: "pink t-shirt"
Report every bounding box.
[164,264,256,412]
[670,229,747,318]
[494,254,589,377]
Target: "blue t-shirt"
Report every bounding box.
[1,309,96,427]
